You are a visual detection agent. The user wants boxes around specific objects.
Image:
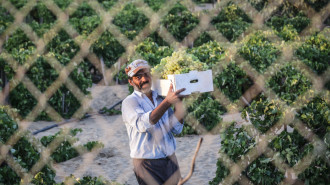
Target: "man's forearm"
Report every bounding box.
[149,100,171,124]
[174,101,185,124]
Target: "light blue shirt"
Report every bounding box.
[122,90,183,159]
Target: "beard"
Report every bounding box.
[132,80,152,94]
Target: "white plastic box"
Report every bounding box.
[151,70,214,96]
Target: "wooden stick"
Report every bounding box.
[178,137,203,185]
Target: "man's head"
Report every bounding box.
[125,59,152,94]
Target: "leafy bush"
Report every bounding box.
[0,6,14,35]
[144,0,166,11]
[193,32,213,47]
[298,157,330,185]
[245,155,284,184]
[58,175,121,185]
[297,96,330,138]
[296,33,330,75]
[213,62,253,102]
[220,122,256,162]
[269,129,313,166]
[113,3,149,40]
[53,0,72,10]
[304,0,329,12]
[265,1,310,41]
[239,32,280,73]
[209,160,239,185]
[40,128,104,163]
[267,64,312,104]
[8,0,27,9]
[211,2,252,42]
[151,50,208,79]
[135,38,173,67]
[0,107,56,185]
[248,0,268,11]
[241,94,282,133]
[185,93,226,133]
[91,30,125,68]
[188,41,225,68]
[162,3,199,41]
[69,2,101,36]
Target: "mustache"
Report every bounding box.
[138,81,149,89]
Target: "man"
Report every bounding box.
[122,59,186,185]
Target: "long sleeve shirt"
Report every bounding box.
[121,90,183,159]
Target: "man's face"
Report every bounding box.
[129,68,152,94]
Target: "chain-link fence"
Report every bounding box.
[0,0,329,184]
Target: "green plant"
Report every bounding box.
[298,157,330,185]
[304,0,329,12]
[296,33,330,75]
[193,32,214,47]
[113,3,149,40]
[161,3,199,41]
[184,93,226,133]
[265,2,310,41]
[57,174,122,185]
[245,155,284,184]
[213,62,253,102]
[144,0,166,11]
[220,122,256,162]
[241,94,282,133]
[239,32,280,73]
[209,160,239,185]
[269,128,313,166]
[248,0,268,11]
[297,96,330,138]
[188,41,225,68]
[211,2,252,42]
[267,64,312,104]
[135,38,173,67]
[0,6,14,35]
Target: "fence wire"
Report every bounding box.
[0,0,329,184]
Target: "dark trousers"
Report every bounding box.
[133,153,181,185]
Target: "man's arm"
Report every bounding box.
[149,84,185,125]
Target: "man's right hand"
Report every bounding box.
[165,84,186,105]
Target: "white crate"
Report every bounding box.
[151,70,213,96]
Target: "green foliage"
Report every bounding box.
[186,93,226,132]
[298,157,330,185]
[114,65,128,82]
[269,129,313,166]
[245,155,284,184]
[213,62,253,102]
[304,0,330,12]
[248,0,268,11]
[8,0,27,9]
[97,0,117,10]
[135,38,173,67]
[0,6,14,35]
[267,64,312,104]
[297,96,330,138]
[84,141,104,151]
[266,2,310,41]
[69,2,101,36]
[193,0,215,3]
[162,3,199,41]
[240,32,280,73]
[296,33,330,75]
[0,107,56,184]
[53,0,72,10]
[58,174,122,185]
[241,94,282,133]
[99,107,122,116]
[40,128,82,163]
[91,30,125,68]
[144,0,166,11]
[113,3,149,40]
[193,32,213,47]
[212,2,252,42]
[28,2,56,24]
[209,160,238,185]
[188,41,225,68]
[220,122,256,162]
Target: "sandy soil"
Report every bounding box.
[27,84,240,185]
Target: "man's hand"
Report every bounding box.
[165,84,186,105]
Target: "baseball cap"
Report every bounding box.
[125,59,150,77]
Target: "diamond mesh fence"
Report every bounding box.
[0,0,329,184]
